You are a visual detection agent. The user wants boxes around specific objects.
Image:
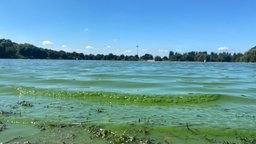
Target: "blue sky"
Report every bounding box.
[1,0,256,56]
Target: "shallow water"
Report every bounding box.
[0,60,256,142]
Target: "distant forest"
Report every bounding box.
[0,39,255,62]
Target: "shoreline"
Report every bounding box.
[1,89,256,143]
[1,121,256,144]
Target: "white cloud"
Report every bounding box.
[141,48,148,52]
[42,40,54,46]
[175,49,182,53]
[115,48,120,53]
[123,50,132,53]
[76,49,84,53]
[85,45,93,49]
[158,49,169,53]
[60,45,72,52]
[61,45,67,48]
[106,45,111,48]
[218,46,229,51]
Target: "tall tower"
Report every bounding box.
[136,44,139,57]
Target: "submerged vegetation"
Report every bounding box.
[0,38,256,62]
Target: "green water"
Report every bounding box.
[0,60,256,143]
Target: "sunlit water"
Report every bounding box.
[0,60,256,130]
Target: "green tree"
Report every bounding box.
[48,51,60,59]
[162,56,168,61]
[210,52,218,62]
[169,51,174,61]
[196,51,207,62]
[232,53,243,62]
[0,39,18,58]
[242,46,256,62]
[174,52,182,61]
[186,51,195,61]
[154,56,162,61]
[1,38,256,63]
[140,54,153,61]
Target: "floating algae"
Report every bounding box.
[0,86,255,143]
[2,119,256,144]
[17,101,34,107]
[0,121,5,131]
[2,86,254,143]
[84,123,256,144]
[16,87,221,106]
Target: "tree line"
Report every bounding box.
[0,39,255,62]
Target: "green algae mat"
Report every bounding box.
[1,87,256,143]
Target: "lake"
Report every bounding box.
[0,59,255,143]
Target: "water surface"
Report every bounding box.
[0,60,256,142]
